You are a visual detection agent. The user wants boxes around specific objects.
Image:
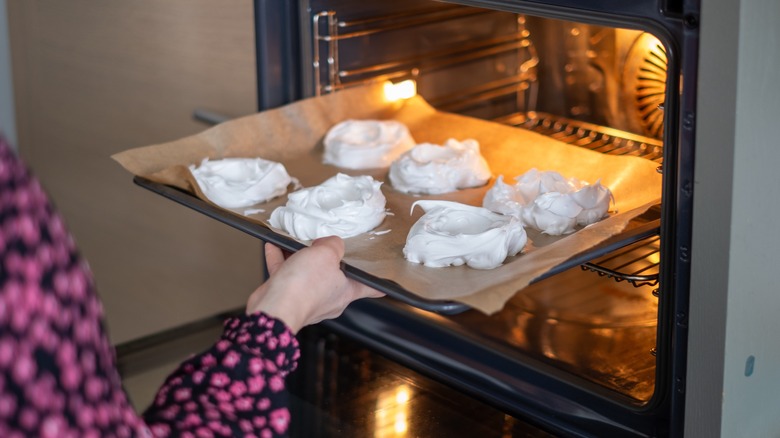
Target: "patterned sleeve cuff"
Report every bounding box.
[221,312,301,375]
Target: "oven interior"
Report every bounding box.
[299,0,667,404]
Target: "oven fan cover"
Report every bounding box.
[622,33,667,139]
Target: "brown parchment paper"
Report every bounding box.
[113,82,662,314]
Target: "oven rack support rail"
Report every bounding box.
[312,4,540,113]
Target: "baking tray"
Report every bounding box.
[134,176,660,314]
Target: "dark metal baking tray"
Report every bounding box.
[134,176,660,315]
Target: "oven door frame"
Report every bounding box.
[253,0,699,435]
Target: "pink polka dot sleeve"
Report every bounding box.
[143,313,299,437]
[0,137,299,437]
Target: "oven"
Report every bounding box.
[249,0,698,436]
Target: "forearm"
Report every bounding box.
[142,312,300,437]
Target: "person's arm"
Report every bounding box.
[142,311,299,437]
[0,136,381,437]
[142,237,383,437]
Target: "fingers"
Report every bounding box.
[264,243,285,276]
[309,237,383,300]
[365,288,386,299]
[349,280,385,299]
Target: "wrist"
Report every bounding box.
[246,286,304,334]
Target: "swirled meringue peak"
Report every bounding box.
[404,200,527,270]
[481,175,527,216]
[269,173,387,240]
[514,168,582,202]
[189,157,292,209]
[521,192,582,236]
[483,168,614,235]
[388,138,492,194]
[323,119,416,169]
[570,180,614,226]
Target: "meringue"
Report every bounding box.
[189,157,292,209]
[521,192,582,236]
[269,173,386,240]
[404,200,527,270]
[570,181,614,226]
[483,169,614,235]
[388,138,492,194]
[323,119,416,169]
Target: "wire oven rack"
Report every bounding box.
[497,112,665,163]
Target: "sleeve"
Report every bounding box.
[142,312,300,438]
[0,137,150,437]
[0,137,301,438]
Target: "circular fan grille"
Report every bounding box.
[623,33,667,139]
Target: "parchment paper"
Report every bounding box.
[113,82,662,314]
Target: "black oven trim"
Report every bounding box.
[254,0,304,110]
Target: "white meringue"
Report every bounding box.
[514,168,582,202]
[570,180,614,226]
[323,119,416,169]
[481,175,527,216]
[388,139,492,194]
[189,157,292,209]
[483,168,614,235]
[269,173,386,240]
[521,192,582,235]
[404,200,527,270]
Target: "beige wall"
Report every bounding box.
[7,1,262,344]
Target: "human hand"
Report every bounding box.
[246,236,384,333]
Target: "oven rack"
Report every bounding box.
[497,111,665,162]
[581,236,661,288]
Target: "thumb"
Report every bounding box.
[264,243,285,276]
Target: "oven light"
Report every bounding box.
[384,80,417,101]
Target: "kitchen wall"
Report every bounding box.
[6,1,262,344]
